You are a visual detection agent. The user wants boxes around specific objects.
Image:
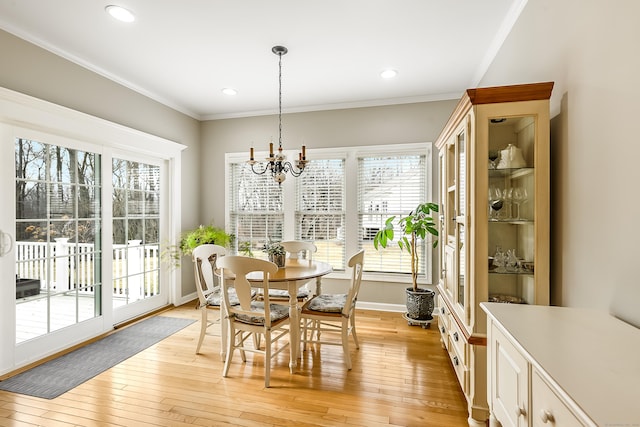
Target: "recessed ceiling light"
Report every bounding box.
[222,88,238,96]
[105,5,135,23]
[380,69,398,79]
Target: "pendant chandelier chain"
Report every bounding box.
[247,45,307,184]
[278,49,283,150]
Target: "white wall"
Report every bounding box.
[479,0,640,310]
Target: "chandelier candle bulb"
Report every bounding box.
[302,145,306,159]
[269,142,273,157]
[250,147,254,161]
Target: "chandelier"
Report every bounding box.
[248,45,307,184]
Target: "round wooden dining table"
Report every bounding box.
[221,258,333,371]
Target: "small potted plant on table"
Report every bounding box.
[264,241,286,268]
[373,202,439,321]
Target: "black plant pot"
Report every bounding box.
[405,287,435,320]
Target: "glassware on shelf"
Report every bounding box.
[512,187,528,219]
[506,249,519,272]
[488,150,499,169]
[493,246,506,273]
[489,186,504,220]
[504,187,514,219]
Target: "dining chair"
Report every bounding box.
[192,244,257,354]
[192,244,227,354]
[218,255,291,388]
[262,240,318,302]
[300,249,364,369]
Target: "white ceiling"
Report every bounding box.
[0,0,525,120]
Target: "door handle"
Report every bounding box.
[0,229,13,257]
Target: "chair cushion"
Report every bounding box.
[268,287,311,300]
[233,302,290,325]
[206,288,256,307]
[306,293,347,313]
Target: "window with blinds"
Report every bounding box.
[295,159,345,269]
[229,162,283,257]
[226,143,432,279]
[358,153,426,274]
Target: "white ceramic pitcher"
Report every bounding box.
[496,144,526,169]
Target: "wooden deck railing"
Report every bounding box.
[15,240,160,297]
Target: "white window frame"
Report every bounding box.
[225,142,433,284]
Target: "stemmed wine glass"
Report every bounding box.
[512,187,528,220]
[488,186,503,220]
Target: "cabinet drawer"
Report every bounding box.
[532,370,583,427]
[438,319,449,350]
[448,317,467,365]
[448,342,469,395]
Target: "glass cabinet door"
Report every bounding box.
[455,129,466,310]
[487,115,536,305]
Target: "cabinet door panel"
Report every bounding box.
[491,324,529,427]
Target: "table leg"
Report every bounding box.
[315,276,322,296]
[288,281,299,371]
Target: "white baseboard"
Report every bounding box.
[355,301,406,312]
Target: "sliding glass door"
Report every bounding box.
[14,137,103,343]
[0,88,183,377]
[111,157,164,323]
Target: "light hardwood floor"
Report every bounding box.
[0,303,469,427]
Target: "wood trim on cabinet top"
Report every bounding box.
[435,82,554,150]
[466,82,554,105]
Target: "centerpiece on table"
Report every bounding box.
[264,241,286,268]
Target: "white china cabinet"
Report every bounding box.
[435,82,554,426]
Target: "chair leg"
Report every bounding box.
[342,319,352,370]
[350,313,360,349]
[239,332,247,362]
[196,307,207,354]
[223,322,235,378]
[264,329,271,388]
[302,317,308,351]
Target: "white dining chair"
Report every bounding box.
[218,255,291,388]
[300,249,364,369]
[192,244,227,354]
[192,244,257,354]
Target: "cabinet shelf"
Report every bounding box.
[488,219,533,225]
[488,270,534,276]
[489,167,534,179]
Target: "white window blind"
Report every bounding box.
[226,143,432,280]
[358,153,426,274]
[295,158,345,269]
[229,162,283,257]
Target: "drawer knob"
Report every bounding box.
[453,332,459,341]
[440,326,446,333]
[539,410,555,423]
[514,406,526,417]
[453,356,459,366]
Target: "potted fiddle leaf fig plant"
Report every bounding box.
[373,202,439,320]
